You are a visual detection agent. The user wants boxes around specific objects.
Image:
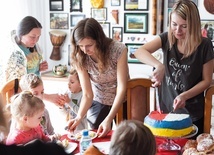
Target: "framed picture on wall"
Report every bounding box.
[111,0,120,6]
[91,8,107,21]
[124,13,148,33]
[124,0,149,11]
[112,27,123,42]
[201,20,214,40]
[125,43,143,63]
[50,13,68,29]
[70,14,85,27]
[100,22,110,37]
[168,0,198,8]
[70,0,82,12]
[49,0,63,11]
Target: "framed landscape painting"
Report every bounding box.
[125,43,143,63]
[124,13,148,34]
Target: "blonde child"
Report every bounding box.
[63,68,88,131]
[6,91,50,145]
[19,73,54,135]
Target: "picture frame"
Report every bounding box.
[201,20,214,40]
[91,8,107,21]
[112,27,123,42]
[50,13,69,29]
[125,43,143,63]
[70,14,85,27]
[68,44,71,66]
[124,13,148,34]
[70,0,82,12]
[100,22,110,37]
[168,0,198,8]
[111,0,120,6]
[124,0,149,11]
[49,0,63,11]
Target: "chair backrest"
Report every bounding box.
[0,78,21,106]
[204,84,214,133]
[116,78,154,125]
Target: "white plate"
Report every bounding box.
[64,142,78,154]
[67,131,98,141]
[93,141,111,154]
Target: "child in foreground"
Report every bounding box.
[83,120,156,155]
[6,91,50,145]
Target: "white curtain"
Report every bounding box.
[0,0,46,86]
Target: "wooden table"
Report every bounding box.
[61,130,188,155]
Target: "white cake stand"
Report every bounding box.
[156,124,198,151]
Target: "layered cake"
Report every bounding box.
[144,111,194,138]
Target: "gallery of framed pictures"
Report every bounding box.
[50,13,68,29]
[49,0,64,11]
[125,43,143,63]
[70,0,82,12]
[201,20,214,41]
[91,8,107,21]
[124,0,149,11]
[124,13,148,34]
[70,14,85,27]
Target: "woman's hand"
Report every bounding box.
[96,119,111,138]
[44,93,66,107]
[151,64,165,87]
[40,60,48,71]
[173,94,187,111]
[67,117,81,133]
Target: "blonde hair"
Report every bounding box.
[20,73,43,91]
[10,91,44,119]
[69,67,79,82]
[168,0,202,58]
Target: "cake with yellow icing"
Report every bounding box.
[144,111,194,138]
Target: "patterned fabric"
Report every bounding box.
[4,33,43,82]
[6,125,50,145]
[86,41,127,105]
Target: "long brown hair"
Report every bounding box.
[168,0,202,58]
[70,18,112,72]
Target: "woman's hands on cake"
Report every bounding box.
[173,93,187,111]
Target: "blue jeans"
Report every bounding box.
[87,101,111,129]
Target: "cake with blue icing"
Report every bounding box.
[144,111,194,137]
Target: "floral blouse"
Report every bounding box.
[4,33,43,82]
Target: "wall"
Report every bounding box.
[43,0,214,78]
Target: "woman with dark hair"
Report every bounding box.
[67,18,129,137]
[4,16,66,106]
[5,16,48,82]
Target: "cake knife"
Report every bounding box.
[155,87,162,114]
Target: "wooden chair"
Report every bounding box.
[116,78,154,125]
[204,84,214,133]
[0,78,21,106]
